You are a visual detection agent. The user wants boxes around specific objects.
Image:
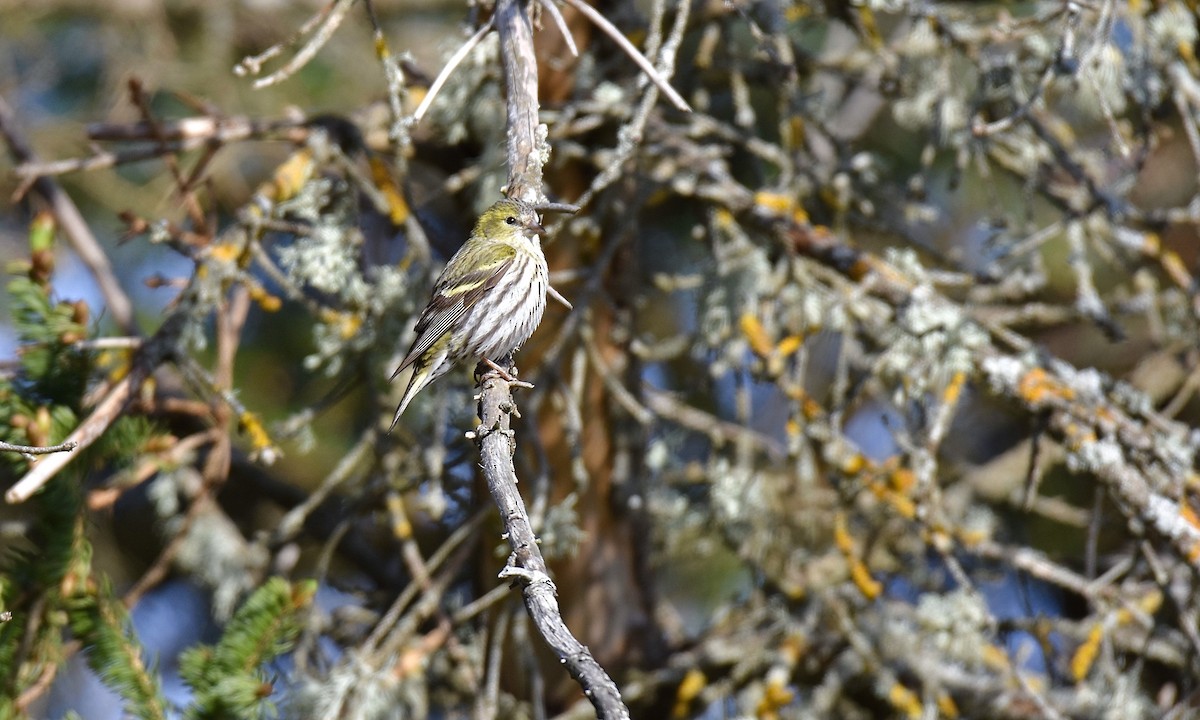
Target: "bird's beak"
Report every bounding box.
[526,220,548,237]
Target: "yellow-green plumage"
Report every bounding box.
[390,198,549,427]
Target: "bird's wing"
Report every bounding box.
[396,245,518,372]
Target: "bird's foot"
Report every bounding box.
[478,357,534,390]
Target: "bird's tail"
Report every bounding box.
[389,363,429,431]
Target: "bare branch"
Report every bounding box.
[547,284,573,309]
[0,441,78,456]
[497,0,546,202]
[4,314,182,504]
[0,439,78,468]
[4,375,136,504]
[12,116,303,179]
[473,367,630,720]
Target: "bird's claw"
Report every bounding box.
[478,358,535,391]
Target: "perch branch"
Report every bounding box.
[498,0,546,203]
[478,0,631,716]
[473,367,629,720]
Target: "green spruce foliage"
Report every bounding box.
[178,577,316,720]
[0,213,163,719]
[2,216,312,720]
[66,581,169,720]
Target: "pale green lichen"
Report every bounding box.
[151,467,268,620]
[913,589,991,667]
[537,493,584,560]
[1065,436,1124,476]
[1149,2,1198,63]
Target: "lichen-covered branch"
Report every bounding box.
[474,370,629,719]
[479,0,630,715]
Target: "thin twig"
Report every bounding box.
[238,0,357,89]
[547,285,573,308]
[13,116,300,179]
[0,441,78,456]
[565,0,690,214]
[4,314,183,504]
[413,19,495,124]
[643,386,785,460]
[539,0,579,58]
[557,0,690,112]
[363,0,413,155]
[4,374,136,504]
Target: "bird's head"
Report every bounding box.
[475,199,546,244]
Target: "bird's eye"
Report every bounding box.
[505,216,517,225]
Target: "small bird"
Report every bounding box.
[390,198,549,428]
